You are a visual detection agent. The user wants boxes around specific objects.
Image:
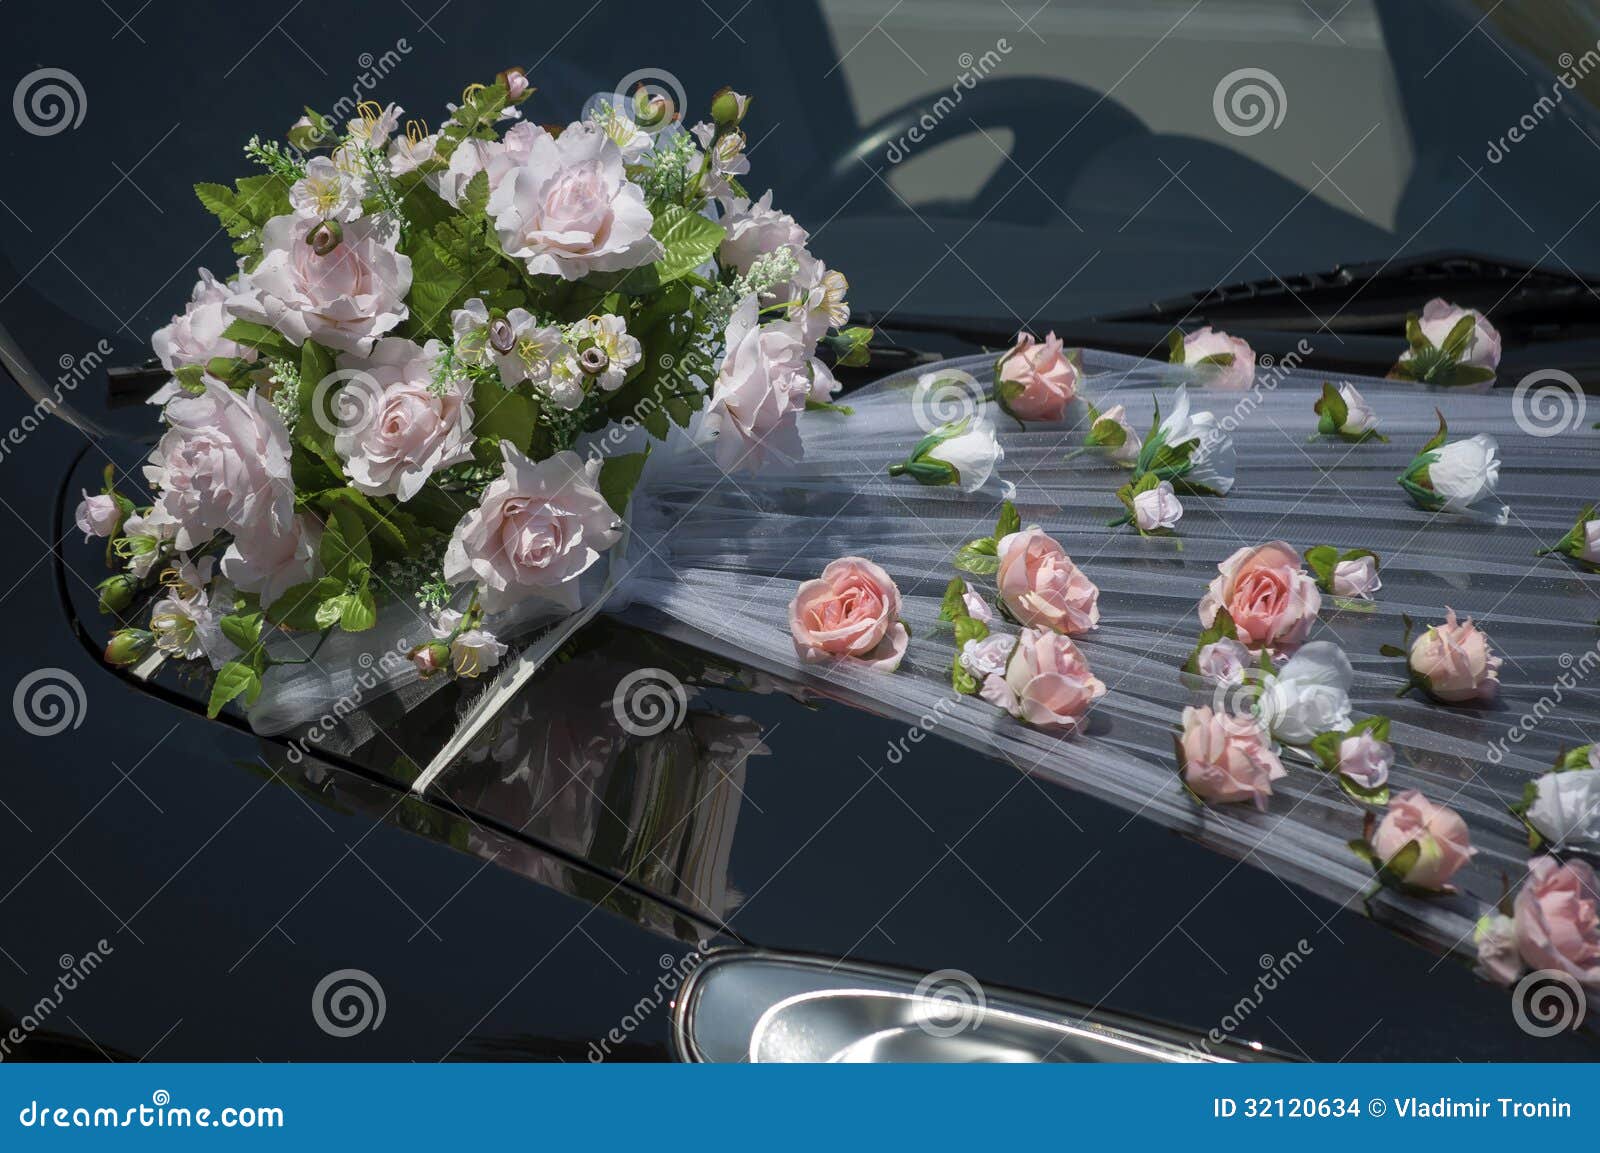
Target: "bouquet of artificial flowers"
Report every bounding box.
[87,70,867,717]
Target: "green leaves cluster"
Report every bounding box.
[1390,312,1496,386]
[941,577,995,695]
[194,175,293,270]
[1312,381,1385,443]
[953,500,1021,576]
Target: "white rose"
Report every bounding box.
[333,339,475,500]
[1428,434,1500,510]
[1257,641,1353,745]
[1331,556,1381,598]
[288,156,366,223]
[1580,520,1600,564]
[228,215,411,355]
[718,190,809,274]
[1196,637,1249,684]
[1337,383,1379,435]
[959,632,1016,681]
[1133,481,1182,532]
[925,419,1003,493]
[75,492,121,539]
[1091,403,1142,464]
[703,297,812,470]
[151,268,258,376]
[1525,769,1600,848]
[1413,298,1501,370]
[434,121,546,207]
[443,443,622,613]
[144,380,295,551]
[221,512,321,609]
[488,123,661,280]
[1158,386,1234,495]
[1178,327,1255,390]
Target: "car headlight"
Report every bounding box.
[673,951,1275,1063]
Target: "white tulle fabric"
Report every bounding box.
[255,347,1600,973]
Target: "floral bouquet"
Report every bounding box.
[86,70,867,718]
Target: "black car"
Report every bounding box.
[1,0,1597,1062]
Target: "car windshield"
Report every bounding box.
[4,0,1600,420]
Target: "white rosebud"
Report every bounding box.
[1257,642,1353,746]
[924,419,1004,493]
[1525,769,1600,848]
[1337,383,1379,435]
[1132,481,1182,532]
[1330,556,1381,598]
[1428,434,1500,510]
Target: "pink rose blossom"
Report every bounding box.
[1409,608,1500,703]
[995,527,1100,636]
[443,444,622,613]
[75,492,120,540]
[788,556,908,672]
[221,512,321,609]
[1338,730,1393,791]
[434,121,546,207]
[1514,856,1600,987]
[1178,327,1255,390]
[704,297,816,470]
[1198,541,1321,652]
[718,190,809,275]
[1179,706,1285,811]
[1414,298,1501,371]
[1196,637,1250,684]
[333,339,475,501]
[1331,556,1381,598]
[1132,481,1183,532]
[1370,790,1474,890]
[151,268,258,376]
[987,627,1105,731]
[960,581,994,624]
[997,331,1080,421]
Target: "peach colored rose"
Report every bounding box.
[1409,608,1500,703]
[995,527,1100,635]
[1198,541,1320,651]
[1179,706,1285,811]
[1370,790,1474,890]
[1177,327,1255,390]
[996,331,1080,421]
[1514,856,1600,986]
[983,627,1105,731]
[789,557,909,672]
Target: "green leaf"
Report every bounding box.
[1421,408,1449,454]
[953,614,990,647]
[218,611,264,654]
[1439,312,1477,361]
[995,500,1021,540]
[207,661,262,718]
[1404,314,1428,352]
[339,585,377,632]
[313,489,422,560]
[222,319,298,360]
[471,376,541,456]
[953,536,1001,575]
[1314,381,1347,435]
[320,501,371,580]
[598,449,650,518]
[295,339,342,474]
[1304,545,1339,589]
[939,577,967,623]
[266,576,346,630]
[1378,643,1408,658]
[647,203,726,286]
[1166,328,1184,364]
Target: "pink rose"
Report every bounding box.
[788,557,908,672]
[434,120,545,207]
[1474,914,1522,987]
[986,627,1105,731]
[1370,790,1474,890]
[1514,856,1600,987]
[960,581,994,624]
[1415,298,1501,371]
[996,331,1080,421]
[1331,556,1381,598]
[1177,327,1255,390]
[959,631,1015,682]
[1198,541,1321,651]
[1338,731,1392,790]
[75,492,121,540]
[221,512,321,609]
[1196,637,1250,684]
[1179,706,1285,811]
[1132,481,1182,532]
[995,527,1100,636]
[705,297,815,470]
[334,339,475,501]
[1409,608,1500,703]
[443,444,622,613]
[718,190,810,275]
[151,268,258,375]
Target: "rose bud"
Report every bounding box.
[96,574,138,615]
[1330,555,1381,598]
[1171,326,1255,391]
[1195,637,1249,685]
[410,641,451,677]
[578,345,610,376]
[497,67,533,104]
[710,87,750,128]
[75,491,122,540]
[1409,608,1500,703]
[1473,913,1522,987]
[995,331,1080,421]
[632,86,676,130]
[1132,481,1182,533]
[1370,790,1474,890]
[487,315,517,354]
[306,220,342,255]
[104,628,154,667]
[1338,730,1393,791]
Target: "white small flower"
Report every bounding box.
[432,610,509,678]
[1257,641,1353,746]
[75,492,120,540]
[1580,520,1600,564]
[1132,481,1182,532]
[925,419,1003,493]
[1525,769,1600,847]
[569,314,641,392]
[1159,386,1234,496]
[493,308,576,397]
[1428,434,1500,511]
[690,121,751,199]
[387,130,440,175]
[959,632,1016,681]
[119,507,178,578]
[149,590,228,662]
[1330,556,1381,599]
[1337,383,1379,435]
[288,156,367,223]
